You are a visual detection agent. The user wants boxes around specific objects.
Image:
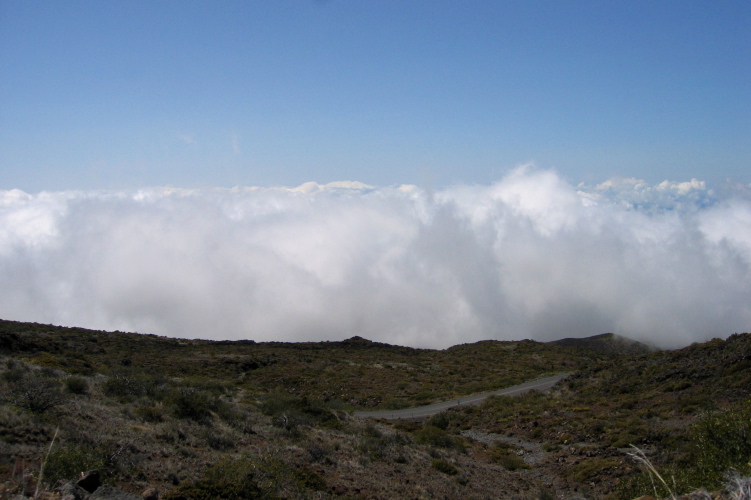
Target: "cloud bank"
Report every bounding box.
[2,167,750,349]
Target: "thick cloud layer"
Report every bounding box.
[2,167,750,349]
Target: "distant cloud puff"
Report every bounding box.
[1,167,749,348]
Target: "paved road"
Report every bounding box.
[352,373,571,421]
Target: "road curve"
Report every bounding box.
[352,373,571,421]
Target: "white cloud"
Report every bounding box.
[1,167,750,349]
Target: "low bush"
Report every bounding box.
[221,406,256,435]
[489,444,529,471]
[260,393,337,434]
[170,387,217,423]
[357,428,410,462]
[426,412,450,431]
[691,398,751,483]
[162,455,330,499]
[64,376,89,395]
[162,458,267,500]
[43,442,108,486]
[493,452,529,471]
[2,362,28,383]
[541,442,560,453]
[563,458,620,483]
[9,373,66,413]
[431,458,458,475]
[415,425,466,451]
[357,435,389,461]
[104,370,169,402]
[361,422,382,438]
[618,397,751,498]
[201,427,237,451]
[293,465,328,492]
[306,442,330,463]
[133,405,165,423]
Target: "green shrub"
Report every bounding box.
[494,453,528,471]
[306,443,329,463]
[541,442,559,453]
[690,399,751,485]
[362,422,382,438]
[490,448,529,471]
[415,425,466,451]
[538,486,556,500]
[104,371,168,402]
[618,399,751,498]
[43,442,108,485]
[162,458,267,500]
[64,376,89,395]
[221,406,255,435]
[2,363,28,383]
[104,374,137,398]
[104,372,146,400]
[166,382,237,424]
[558,432,574,444]
[171,387,216,423]
[357,429,410,462]
[529,426,544,439]
[431,458,458,475]
[260,393,337,433]
[413,391,435,402]
[202,428,237,451]
[9,374,66,413]
[134,405,165,423]
[293,465,327,491]
[563,458,620,483]
[162,456,328,499]
[358,436,389,461]
[426,413,450,430]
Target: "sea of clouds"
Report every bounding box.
[2,166,750,349]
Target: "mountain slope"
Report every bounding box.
[0,319,622,410]
[548,332,655,357]
[2,319,749,499]
[450,333,751,498]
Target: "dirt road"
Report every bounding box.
[353,372,570,421]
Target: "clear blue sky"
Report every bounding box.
[1,0,749,192]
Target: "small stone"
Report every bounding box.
[331,485,348,495]
[58,482,89,500]
[141,488,159,500]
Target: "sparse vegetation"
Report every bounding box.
[431,458,459,475]
[161,458,267,500]
[1,319,749,499]
[489,442,529,471]
[43,441,109,486]
[617,398,751,498]
[63,375,89,395]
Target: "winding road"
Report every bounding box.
[352,373,570,421]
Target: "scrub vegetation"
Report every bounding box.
[0,319,749,499]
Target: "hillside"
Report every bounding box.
[547,333,655,357]
[1,319,750,499]
[448,333,751,498]
[0,320,617,411]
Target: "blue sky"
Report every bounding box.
[1,0,749,192]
